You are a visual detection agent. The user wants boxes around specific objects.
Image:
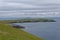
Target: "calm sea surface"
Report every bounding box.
[13,17,60,40]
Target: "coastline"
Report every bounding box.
[0,23,43,40]
[0,18,56,40]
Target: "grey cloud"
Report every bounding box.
[0,0,60,17]
[4,0,60,6]
[1,0,60,11]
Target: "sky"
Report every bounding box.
[0,0,60,18]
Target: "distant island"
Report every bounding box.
[0,18,56,24]
[5,18,56,23]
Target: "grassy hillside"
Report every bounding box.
[0,23,43,40]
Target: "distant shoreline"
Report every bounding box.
[0,18,56,24]
[9,18,56,23]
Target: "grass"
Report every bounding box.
[0,23,43,40]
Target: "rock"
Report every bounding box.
[12,25,25,29]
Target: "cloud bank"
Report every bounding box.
[0,0,60,18]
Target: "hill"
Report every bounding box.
[0,23,43,40]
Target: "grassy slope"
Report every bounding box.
[0,23,43,40]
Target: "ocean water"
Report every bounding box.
[13,17,60,40]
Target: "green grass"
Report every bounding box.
[0,23,43,40]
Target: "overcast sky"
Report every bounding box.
[0,0,60,18]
